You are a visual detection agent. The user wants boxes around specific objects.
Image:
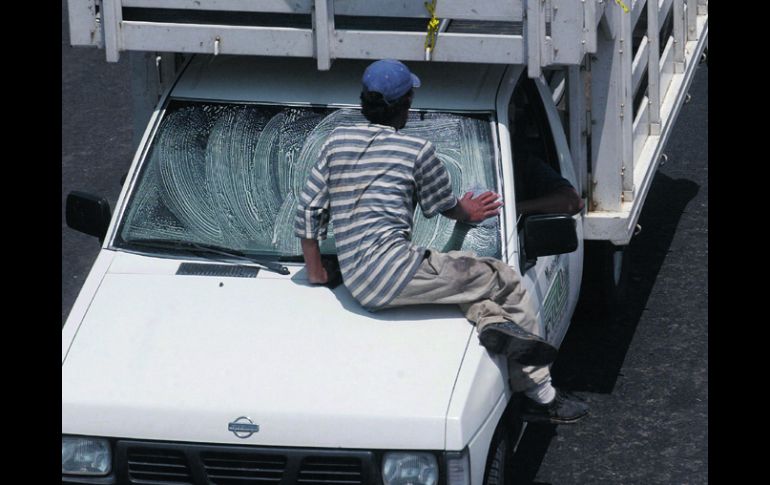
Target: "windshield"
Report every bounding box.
[116,100,501,259]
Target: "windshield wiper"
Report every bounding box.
[122,238,290,275]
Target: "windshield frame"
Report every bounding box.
[109,96,504,262]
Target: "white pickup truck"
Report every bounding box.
[62,2,707,484]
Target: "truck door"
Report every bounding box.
[509,75,584,346]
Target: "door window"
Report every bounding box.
[509,78,565,207]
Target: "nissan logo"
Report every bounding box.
[228,416,260,438]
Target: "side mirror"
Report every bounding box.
[523,214,578,258]
[66,192,112,242]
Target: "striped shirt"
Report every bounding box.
[295,123,457,310]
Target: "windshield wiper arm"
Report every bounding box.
[123,238,290,275]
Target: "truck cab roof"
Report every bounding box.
[172,55,507,112]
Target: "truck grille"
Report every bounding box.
[127,448,192,483]
[114,441,377,485]
[202,452,286,484]
[298,457,363,485]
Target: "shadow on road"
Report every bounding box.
[508,171,700,484]
[510,422,558,485]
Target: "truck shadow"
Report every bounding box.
[508,171,700,484]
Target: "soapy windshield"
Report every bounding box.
[117,100,501,259]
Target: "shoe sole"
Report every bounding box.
[479,326,558,366]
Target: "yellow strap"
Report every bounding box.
[615,0,630,13]
[424,0,439,51]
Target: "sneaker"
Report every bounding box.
[521,389,589,424]
[478,320,558,366]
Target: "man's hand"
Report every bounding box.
[301,239,329,284]
[308,266,329,285]
[300,239,343,288]
[443,191,503,223]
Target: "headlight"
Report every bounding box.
[382,452,438,485]
[61,436,111,475]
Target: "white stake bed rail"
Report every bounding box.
[67,0,707,245]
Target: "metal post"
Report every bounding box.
[686,0,698,41]
[647,0,661,135]
[102,0,123,62]
[619,3,634,202]
[526,0,544,78]
[584,0,598,54]
[68,0,102,47]
[313,0,334,70]
[551,0,583,65]
[673,0,685,72]
[568,65,587,195]
[589,4,624,212]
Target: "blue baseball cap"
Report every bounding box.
[362,59,421,103]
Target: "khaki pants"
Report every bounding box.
[384,250,551,392]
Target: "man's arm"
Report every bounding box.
[300,239,328,284]
[442,191,504,223]
[295,146,331,285]
[516,154,584,216]
[412,142,502,224]
[413,143,461,220]
[517,186,584,216]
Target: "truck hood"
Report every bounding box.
[62,256,474,450]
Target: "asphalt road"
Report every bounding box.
[511,65,708,484]
[61,9,707,484]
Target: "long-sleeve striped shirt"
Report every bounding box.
[295,123,457,310]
